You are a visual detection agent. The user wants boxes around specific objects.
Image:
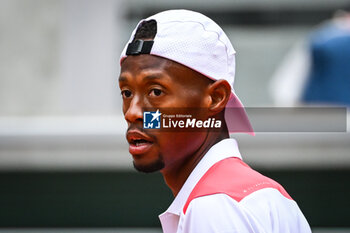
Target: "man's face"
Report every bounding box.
[119,55,212,173]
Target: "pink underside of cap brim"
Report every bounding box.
[226,93,255,135]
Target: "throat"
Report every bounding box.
[161,131,229,197]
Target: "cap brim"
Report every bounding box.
[225,93,254,135]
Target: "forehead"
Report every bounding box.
[120,54,192,82]
[119,55,211,86]
[121,54,172,73]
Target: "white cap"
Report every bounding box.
[120,9,253,134]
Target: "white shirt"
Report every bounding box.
[159,138,311,233]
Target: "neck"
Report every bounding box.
[161,128,229,197]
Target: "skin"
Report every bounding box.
[119,54,231,196]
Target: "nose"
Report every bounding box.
[124,96,143,124]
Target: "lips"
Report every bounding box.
[126,130,154,155]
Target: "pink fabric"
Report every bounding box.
[183,157,292,214]
[226,93,254,134]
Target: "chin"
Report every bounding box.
[133,158,165,173]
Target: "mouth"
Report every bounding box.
[130,138,152,146]
[127,130,154,155]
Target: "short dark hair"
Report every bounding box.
[133,19,157,41]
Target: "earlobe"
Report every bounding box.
[208,80,231,115]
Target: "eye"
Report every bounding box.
[121,90,132,98]
[149,88,163,97]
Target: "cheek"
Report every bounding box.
[156,131,207,164]
[175,89,207,108]
[122,103,128,115]
[122,99,131,115]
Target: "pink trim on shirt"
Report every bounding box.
[183,157,292,214]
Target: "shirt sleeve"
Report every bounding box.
[177,189,311,233]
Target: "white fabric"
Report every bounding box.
[121,10,236,89]
[159,138,311,233]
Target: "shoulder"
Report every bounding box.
[180,193,257,233]
[183,157,292,214]
[181,158,311,232]
[182,190,310,233]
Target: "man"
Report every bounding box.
[302,8,350,106]
[119,9,311,233]
[270,8,350,107]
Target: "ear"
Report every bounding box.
[207,79,231,116]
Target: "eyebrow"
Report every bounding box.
[119,73,166,82]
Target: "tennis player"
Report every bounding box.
[119,9,311,233]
